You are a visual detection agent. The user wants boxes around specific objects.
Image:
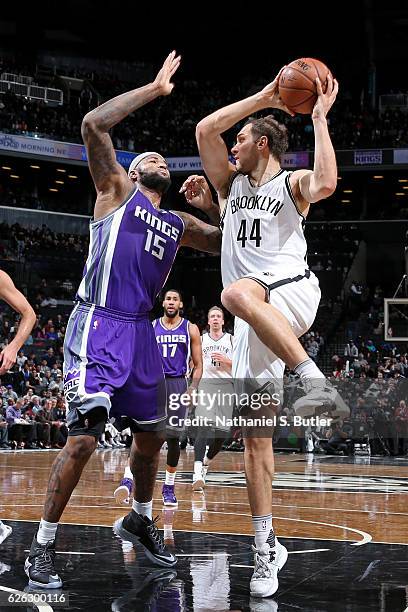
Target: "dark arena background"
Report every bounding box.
[1,2,408,611]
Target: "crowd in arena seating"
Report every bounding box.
[2,58,408,156]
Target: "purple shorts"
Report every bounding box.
[63,303,166,430]
[165,376,188,432]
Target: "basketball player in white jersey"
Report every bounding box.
[192,306,233,490]
[183,68,345,598]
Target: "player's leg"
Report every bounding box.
[233,317,288,598]
[222,278,312,368]
[25,303,133,588]
[25,408,105,589]
[162,436,180,506]
[112,319,176,567]
[113,428,176,567]
[192,427,207,491]
[162,377,188,505]
[222,275,348,418]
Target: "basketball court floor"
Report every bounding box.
[1,448,407,611]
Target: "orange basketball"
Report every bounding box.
[278,58,332,114]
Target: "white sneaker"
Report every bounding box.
[0,523,12,545]
[250,540,288,598]
[192,469,205,491]
[293,379,349,419]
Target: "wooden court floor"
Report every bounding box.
[1,447,408,547]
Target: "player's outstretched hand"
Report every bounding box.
[312,74,338,120]
[259,68,295,117]
[153,50,181,96]
[0,345,17,375]
[180,175,213,211]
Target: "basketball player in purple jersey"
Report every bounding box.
[25,52,222,589]
[115,289,202,507]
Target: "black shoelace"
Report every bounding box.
[146,516,165,552]
[34,541,56,573]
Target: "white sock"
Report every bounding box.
[100,433,106,442]
[132,499,152,520]
[165,470,176,485]
[124,465,133,480]
[194,460,203,476]
[252,514,275,550]
[294,358,325,380]
[37,518,58,544]
[203,455,211,467]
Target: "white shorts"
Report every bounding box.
[233,269,321,382]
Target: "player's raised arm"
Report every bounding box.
[195,68,293,198]
[81,51,181,204]
[0,271,36,375]
[290,75,338,210]
[176,212,221,254]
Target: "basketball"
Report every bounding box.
[278,58,332,114]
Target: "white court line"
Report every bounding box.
[4,518,391,546]
[23,550,94,556]
[0,585,53,611]
[175,553,230,557]
[3,493,408,519]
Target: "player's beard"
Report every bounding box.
[138,170,171,195]
[164,308,179,319]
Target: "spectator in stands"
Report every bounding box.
[16,350,28,369]
[6,398,36,449]
[0,408,9,448]
[394,399,408,456]
[321,419,352,455]
[344,341,358,358]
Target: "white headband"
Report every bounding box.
[127,151,166,176]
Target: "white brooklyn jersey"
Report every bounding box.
[221,169,308,288]
[201,332,233,379]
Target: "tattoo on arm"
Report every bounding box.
[177,212,222,254]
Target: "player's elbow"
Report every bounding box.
[81,114,98,139]
[315,182,336,200]
[196,119,216,141]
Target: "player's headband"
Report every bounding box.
[127,151,166,176]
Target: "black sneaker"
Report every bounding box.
[24,535,62,589]
[113,512,177,567]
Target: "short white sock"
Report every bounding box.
[37,518,58,544]
[294,358,325,380]
[203,454,210,467]
[100,433,106,442]
[165,470,176,485]
[132,499,152,520]
[124,465,133,479]
[252,514,274,549]
[194,461,203,476]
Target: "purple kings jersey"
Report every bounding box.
[76,188,185,313]
[153,317,190,377]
